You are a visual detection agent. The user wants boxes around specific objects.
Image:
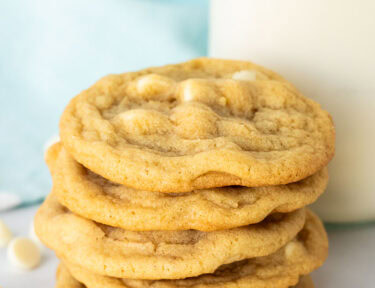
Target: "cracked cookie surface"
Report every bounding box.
[47,143,328,231]
[36,194,305,280]
[56,210,324,287]
[60,58,335,192]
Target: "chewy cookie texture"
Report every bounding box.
[56,264,315,288]
[58,210,326,288]
[36,194,307,279]
[59,58,335,192]
[46,143,328,231]
[33,58,334,288]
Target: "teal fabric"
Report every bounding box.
[0,0,208,206]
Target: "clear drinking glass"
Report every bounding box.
[210,0,375,222]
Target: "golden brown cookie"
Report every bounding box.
[46,143,328,231]
[57,209,325,287]
[56,264,85,288]
[296,275,314,288]
[35,194,305,280]
[56,263,314,288]
[60,58,335,192]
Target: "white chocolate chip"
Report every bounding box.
[115,110,172,135]
[232,70,257,81]
[136,74,173,97]
[137,75,156,92]
[43,134,60,154]
[284,241,305,260]
[0,193,21,211]
[182,82,194,102]
[0,219,13,247]
[7,237,41,270]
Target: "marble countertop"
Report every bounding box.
[0,205,374,287]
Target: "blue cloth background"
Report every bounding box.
[0,0,208,206]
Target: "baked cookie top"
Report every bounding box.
[47,143,328,231]
[60,58,335,192]
[58,210,324,288]
[35,194,305,280]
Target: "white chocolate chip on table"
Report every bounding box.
[7,237,41,270]
[0,219,13,247]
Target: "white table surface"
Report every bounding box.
[0,205,374,287]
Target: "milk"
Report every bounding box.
[210,0,375,222]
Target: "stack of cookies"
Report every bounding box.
[35,58,335,288]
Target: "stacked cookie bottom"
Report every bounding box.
[35,143,328,288]
[55,264,315,288]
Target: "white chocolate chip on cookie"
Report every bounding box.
[285,240,306,260]
[136,74,174,98]
[232,69,269,81]
[232,70,257,81]
[59,58,335,192]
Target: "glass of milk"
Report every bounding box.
[210,0,375,223]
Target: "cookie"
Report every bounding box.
[60,58,335,192]
[46,143,328,231]
[35,194,305,280]
[57,208,325,287]
[56,264,84,288]
[56,264,314,288]
[297,275,314,288]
